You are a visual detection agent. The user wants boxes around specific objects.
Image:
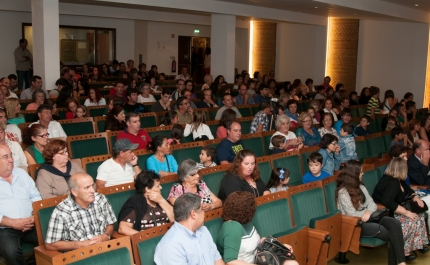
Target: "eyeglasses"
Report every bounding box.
[0,153,13,160]
[37,133,50,138]
[180,102,190,106]
[57,150,69,156]
[302,119,312,123]
[330,142,338,146]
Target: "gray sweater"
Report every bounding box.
[337,185,377,218]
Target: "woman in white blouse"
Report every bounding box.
[138,83,156,103]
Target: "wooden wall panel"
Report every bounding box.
[252,22,276,76]
[326,18,359,93]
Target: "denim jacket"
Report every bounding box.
[338,135,357,163]
[318,148,341,175]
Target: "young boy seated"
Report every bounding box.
[390,127,408,147]
[302,152,331,184]
[197,146,217,169]
[339,124,358,163]
[314,86,326,100]
[385,116,397,131]
[354,115,371,136]
[334,108,352,135]
[270,135,287,155]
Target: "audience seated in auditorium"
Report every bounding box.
[354,115,371,136]
[407,119,421,144]
[249,102,271,134]
[151,88,172,112]
[218,149,270,201]
[22,124,48,166]
[338,124,357,163]
[5,98,25,125]
[137,82,156,103]
[320,98,339,122]
[373,158,429,261]
[174,96,193,124]
[0,144,41,265]
[334,108,352,135]
[117,112,151,150]
[382,89,398,114]
[0,121,27,168]
[337,160,406,265]
[405,101,417,121]
[349,91,359,106]
[45,173,116,252]
[216,108,236,139]
[109,79,127,104]
[214,93,242,120]
[419,113,430,142]
[65,97,79,119]
[183,109,213,141]
[168,159,222,210]
[147,135,178,175]
[96,138,141,189]
[321,76,333,91]
[118,170,173,235]
[171,79,185,100]
[36,139,85,199]
[407,140,430,186]
[269,114,302,151]
[26,88,46,111]
[198,146,217,169]
[285,99,299,127]
[302,152,330,184]
[318,134,341,176]
[314,85,326,100]
[216,121,244,164]
[235,83,255,105]
[0,109,21,142]
[105,105,126,132]
[390,127,408,148]
[180,89,197,109]
[197,88,218,108]
[154,193,224,265]
[254,84,272,104]
[123,89,145,114]
[20,75,47,100]
[84,87,106,106]
[175,66,191,81]
[296,112,321,147]
[358,87,371,105]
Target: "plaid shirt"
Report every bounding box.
[45,193,116,243]
[249,111,269,133]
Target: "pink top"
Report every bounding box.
[216,126,227,139]
[26,103,39,111]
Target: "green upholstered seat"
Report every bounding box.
[136,152,153,171]
[271,153,302,186]
[359,237,386,247]
[160,181,180,199]
[181,134,194,143]
[361,169,379,195]
[381,134,392,154]
[38,207,58,242]
[24,112,38,122]
[239,120,252,134]
[208,123,218,138]
[69,138,109,159]
[356,107,367,118]
[202,170,227,196]
[300,149,319,175]
[61,121,94,136]
[251,105,260,116]
[172,145,203,165]
[374,116,385,133]
[355,138,368,162]
[376,165,387,180]
[140,115,157,128]
[257,159,272,185]
[208,109,218,121]
[89,107,107,118]
[252,198,294,237]
[85,161,104,182]
[365,135,382,159]
[262,132,273,156]
[105,190,136,230]
[136,235,163,265]
[204,217,224,243]
[147,129,171,139]
[237,107,252,117]
[69,247,132,265]
[96,119,107,133]
[241,136,265,157]
[57,109,67,120]
[323,181,337,213]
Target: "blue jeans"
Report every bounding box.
[0,228,38,265]
[16,70,30,90]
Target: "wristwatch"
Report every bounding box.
[105,233,111,240]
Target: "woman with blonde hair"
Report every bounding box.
[5,98,25,125]
[295,112,321,147]
[373,157,429,261]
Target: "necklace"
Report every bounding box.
[246,178,259,197]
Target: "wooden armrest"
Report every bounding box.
[341,215,361,225]
[308,228,330,241]
[34,246,61,265]
[111,231,128,239]
[411,185,429,190]
[376,203,385,210]
[340,215,362,254]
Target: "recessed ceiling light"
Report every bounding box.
[315,6,318,8]
[415,4,419,6]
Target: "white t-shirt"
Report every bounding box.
[183,123,214,140]
[6,139,28,167]
[84,98,106,106]
[30,121,67,138]
[96,158,135,187]
[6,124,22,142]
[138,94,156,103]
[269,131,297,150]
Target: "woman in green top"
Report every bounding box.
[217,191,298,265]
[5,98,25,125]
[23,124,48,166]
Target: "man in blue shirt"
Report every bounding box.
[235,84,255,105]
[216,122,244,164]
[154,193,224,265]
[254,84,272,104]
[0,144,42,265]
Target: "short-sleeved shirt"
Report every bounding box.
[302,171,331,184]
[295,127,321,147]
[216,139,244,163]
[146,154,178,174]
[45,193,116,243]
[249,111,269,134]
[123,103,145,114]
[269,131,297,150]
[116,129,151,150]
[176,110,192,124]
[119,203,169,231]
[367,97,380,115]
[168,181,213,204]
[235,95,255,105]
[214,106,242,120]
[96,158,135,187]
[354,126,370,136]
[30,120,67,138]
[217,221,260,263]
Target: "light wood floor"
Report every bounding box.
[328,245,430,265]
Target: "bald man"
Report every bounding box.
[45,173,116,252]
[408,140,430,186]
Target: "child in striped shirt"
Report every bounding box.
[197,146,217,169]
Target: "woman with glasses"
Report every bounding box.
[318,134,341,175]
[295,112,321,147]
[117,170,173,235]
[168,159,222,211]
[197,89,218,108]
[0,121,27,168]
[36,139,85,199]
[318,112,339,138]
[22,124,48,166]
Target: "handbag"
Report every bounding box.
[401,196,428,214]
[367,208,390,223]
[255,236,295,265]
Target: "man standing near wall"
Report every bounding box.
[14,39,32,90]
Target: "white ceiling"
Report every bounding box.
[381,0,430,13]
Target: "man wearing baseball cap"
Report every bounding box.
[96,138,142,189]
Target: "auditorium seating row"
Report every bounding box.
[30,158,393,265]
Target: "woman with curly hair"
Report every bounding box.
[217,191,298,265]
[337,160,406,265]
[218,149,270,201]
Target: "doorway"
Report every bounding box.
[178,36,210,84]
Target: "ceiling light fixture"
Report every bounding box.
[315,6,318,8]
[415,4,419,6]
